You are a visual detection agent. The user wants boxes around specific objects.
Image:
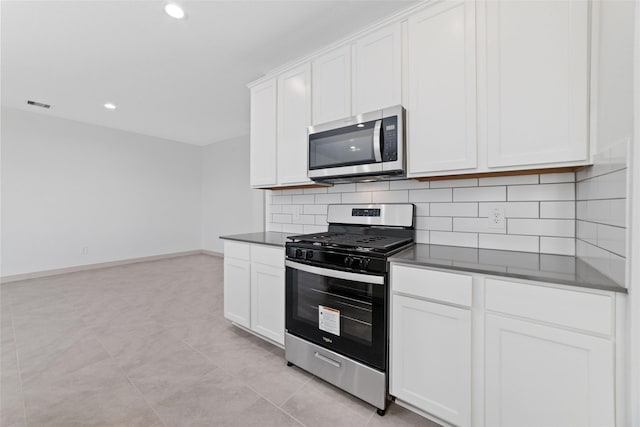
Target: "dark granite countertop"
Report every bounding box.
[389,244,626,293]
[219,232,290,248]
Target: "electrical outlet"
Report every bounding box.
[488,206,505,229]
[293,206,302,222]
[81,246,89,256]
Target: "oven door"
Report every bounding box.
[285,260,386,370]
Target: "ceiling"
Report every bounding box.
[1,1,418,146]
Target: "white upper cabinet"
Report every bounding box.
[312,45,351,125]
[277,63,313,186]
[407,0,477,176]
[483,0,589,168]
[352,23,402,115]
[249,78,277,187]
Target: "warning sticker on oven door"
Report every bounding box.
[318,305,340,336]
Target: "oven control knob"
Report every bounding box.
[344,256,353,267]
[306,250,314,260]
[351,258,362,269]
[362,258,371,269]
[295,249,303,259]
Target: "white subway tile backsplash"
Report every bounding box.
[273,214,292,223]
[596,224,626,257]
[295,214,316,225]
[576,169,627,200]
[315,193,342,204]
[390,180,428,190]
[508,183,575,201]
[540,201,575,219]
[478,202,539,218]
[292,194,315,204]
[577,221,598,245]
[478,174,539,186]
[540,237,575,256]
[341,192,372,203]
[267,222,282,232]
[270,205,283,214]
[372,190,408,203]
[454,217,505,234]
[430,203,478,217]
[272,195,292,205]
[315,215,328,225]
[356,181,389,192]
[304,204,328,215]
[281,205,297,214]
[328,183,356,193]
[303,224,328,233]
[416,230,430,244]
[479,234,539,252]
[578,199,626,227]
[414,203,430,216]
[430,178,478,188]
[303,187,328,194]
[416,217,452,231]
[279,188,305,195]
[281,223,304,233]
[508,219,575,238]
[453,186,506,202]
[539,172,575,184]
[409,188,452,202]
[430,231,478,248]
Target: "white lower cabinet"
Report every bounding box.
[223,256,251,328]
[250,263,285,344]
[389,263,620,427]
[223,241,285,345]
[485,314,614,427]
[390,295,471,427]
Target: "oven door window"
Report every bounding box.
[309,121,378,170]
[285,263,385,370]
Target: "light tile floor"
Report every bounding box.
[1,255,440,427]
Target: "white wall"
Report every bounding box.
[1,108,203,277]
[201,134,263,254]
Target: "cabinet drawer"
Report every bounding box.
[224,241,251,261]
[251,244,285,268]
[391,264,472,307]
[485,278,614,335]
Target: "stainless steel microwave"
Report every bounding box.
[307,105,405,183]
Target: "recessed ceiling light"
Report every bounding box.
[165,3,185,19]
[104,103,117,110]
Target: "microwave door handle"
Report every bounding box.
[373,119,382,162]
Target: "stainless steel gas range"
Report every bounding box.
[284,203,415,416]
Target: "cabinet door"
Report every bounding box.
[223,257,251,328]
[407,1,477,175]
[484,0,589,167]
[390,295,471,427]
[277,63,312,186]
[312,45,351,125]
[250,79,277,187]
[250,263,285,345]
[485,314,614,427]
[352,23,402,115]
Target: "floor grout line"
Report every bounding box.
[81,316,171,427]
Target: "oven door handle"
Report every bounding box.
[285,260,384,285]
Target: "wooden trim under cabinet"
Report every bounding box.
[413,166,584,182]
[254,183,332,190]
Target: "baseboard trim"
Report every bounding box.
[1,250,220,284]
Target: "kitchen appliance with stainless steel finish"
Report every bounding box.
[307,105,405,183]
[284,204,415,415]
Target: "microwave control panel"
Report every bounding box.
[382,116,398,162]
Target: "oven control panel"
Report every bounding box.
[286,245,386,274]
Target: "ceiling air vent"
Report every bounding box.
[27,100,51,109]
